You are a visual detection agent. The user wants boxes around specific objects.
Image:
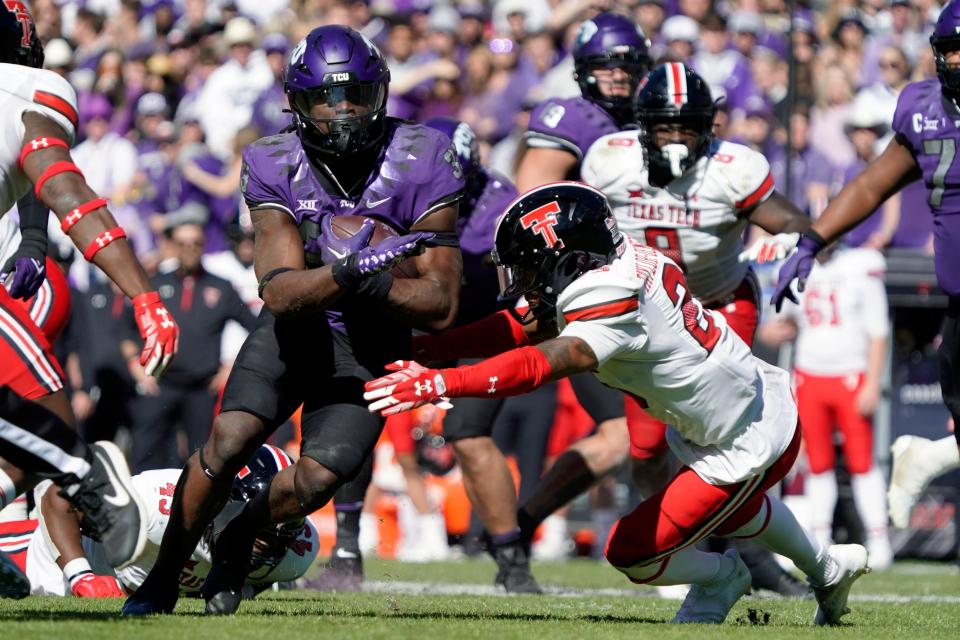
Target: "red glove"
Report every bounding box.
[133,291,179,377]
[364,361,452,416]
[71,573,125,598]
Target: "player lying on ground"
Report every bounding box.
[0,2,179,597]
[27,445,316,598]
[772,0,960,530]
[365,183,870,625]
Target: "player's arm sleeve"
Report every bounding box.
[557,283,644,366]
[412,138,466,225]
[728,148,775,212]
[523,101,583,158]
[22,72,79,144]
[240,148,293,218]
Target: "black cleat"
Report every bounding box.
[0,551,29,599]
[201,515,257,616]
[494,541,542,595]
[121,584,178,616]
[301,552,363,592]
[59,441,147,569]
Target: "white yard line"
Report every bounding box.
[363,580,960,604]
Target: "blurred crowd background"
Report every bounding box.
[8,0,957,563]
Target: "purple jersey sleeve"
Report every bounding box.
[525,97,620,161]
[384,125,465,228]
[240,139,295,217]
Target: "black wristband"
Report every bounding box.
[353,271,394,301]
[425,231,459,248]
[331,254,362,291]
[257,267,295,299]
[803,229,828,249]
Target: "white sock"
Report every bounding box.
[928,436,960,476]
[851,467,888,538]
[0,469,16,510]
[805,470,838,547]
[646,546,727,587]
[752,495,835,584]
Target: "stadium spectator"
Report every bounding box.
[692,13,759,116]
[659,14,698,63]
[249,33,290,138]
[810,64,857,168]
[770,106,835,217]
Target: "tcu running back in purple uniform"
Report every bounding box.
[516,12,650,191]
[773,0,960,530]
[123,25,463,617]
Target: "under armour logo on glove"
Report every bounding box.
[363,360,453,416]
[133,291,180,377]
[738,232,800,265]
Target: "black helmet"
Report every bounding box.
[1,1,44,68]
[227,445,303,575]
[492,182,624,322]
[634,63,716,186]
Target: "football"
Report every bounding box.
[328,215,420,279]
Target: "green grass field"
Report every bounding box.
[2,559,957,639]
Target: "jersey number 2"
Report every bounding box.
[922,138,956,208]
[662,263,721,353]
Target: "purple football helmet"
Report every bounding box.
[424,116,480,179]
[572,12,650,124]
[931,0,960,98]
[1,1,44,68]
[285,25,391,156]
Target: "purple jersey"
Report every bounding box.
[524,96,620,175]
[892,79,960,295]
[457,167,518,324]
[241,119,464,327]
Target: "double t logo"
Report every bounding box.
[519,201,565,249]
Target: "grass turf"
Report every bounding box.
[1,559,957,639]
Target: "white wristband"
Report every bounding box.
[63,557,92,585]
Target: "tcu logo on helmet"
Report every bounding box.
[330,72,350,82]
[520,201,565,249]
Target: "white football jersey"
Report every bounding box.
[0,63,78,215]
[557,239,797,484]
[582,132,774,303]
[782,248,890,376]
[27,469,318,596]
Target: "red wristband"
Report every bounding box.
[83,226,126,261]
[19,137,70,170]
[60,197,108,233]
[443,346,552,397]
[34,160,83,199]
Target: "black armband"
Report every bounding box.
[353,271,394,301]
[424,231,460,248]
[803,229,828,250]
[257,267,295,299]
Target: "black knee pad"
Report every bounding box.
[442,396,504,442]
[300,403,382,479]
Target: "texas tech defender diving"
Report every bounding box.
[123,25,461,616]
[773,0,960,528]
[365,183,869,625]
[28,446,318,598]
[0,1,179,587]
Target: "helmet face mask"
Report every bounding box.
[635,63,716,187]
[493,183,624,323]
[285,26,390,157]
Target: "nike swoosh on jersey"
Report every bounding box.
[97,451,131,508]
[365,196,392,208]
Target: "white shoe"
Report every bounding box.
[811,544,870,626]
[888,436,933,529]
[359,512,379,556]
[532,515,571,561]
[866,534,893,571]
[656,584,690,600]
[0,551,29,599]
[671,550,751,624]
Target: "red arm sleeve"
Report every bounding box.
[443,346,552,398]
[413,309,531,362]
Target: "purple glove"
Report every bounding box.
[319,215,376,265]
[770,233,825,312]
[1,229,47,301]
[331,231,435,291]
